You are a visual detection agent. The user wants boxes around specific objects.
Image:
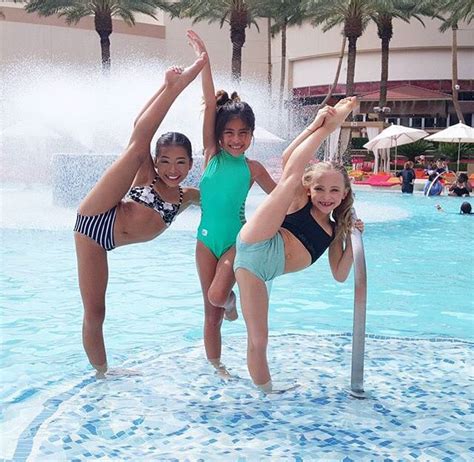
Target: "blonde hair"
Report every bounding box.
[302,162,354,242]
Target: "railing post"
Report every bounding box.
[350,208,367,398]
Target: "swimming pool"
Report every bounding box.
[1,185,473,460]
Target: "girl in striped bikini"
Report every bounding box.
[74,53,206,376]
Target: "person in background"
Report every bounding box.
[397,161,416,194]
[460,202,473,214]
[415,155,429,170]
[448,173,472,197]
[426,161,436,176]
[423,173,444,196]
[435,158,449,175]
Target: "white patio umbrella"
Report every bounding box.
[425,123,474,172]
[363,124,428,172]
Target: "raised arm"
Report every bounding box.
[128,56,207,185]
[187,30,218,165]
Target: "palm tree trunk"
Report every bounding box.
[378,35,390,121]
[230,10,248,82]
[231,40,243,81]
[346,35,357,96]
[279,21,287,110]
[320,36,346,107]
[267,17,272,98]
[95,12,112,72]
[451,25,465,124]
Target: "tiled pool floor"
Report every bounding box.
[4,334,473,461]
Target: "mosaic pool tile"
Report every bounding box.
[6,334,474,461]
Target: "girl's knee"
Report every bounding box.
[248,334,268,352]
[207,286,228,307]
[84,307,105,326]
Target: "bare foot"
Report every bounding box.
[164,52,208,92]
[209,359,233,379]
[223,290,238,321]
[323,96,357,132]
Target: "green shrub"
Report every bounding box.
[396,140,435,161]
[351,137,369,150]
[435,143,474,162]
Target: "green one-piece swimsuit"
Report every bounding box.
[197,149,251,258]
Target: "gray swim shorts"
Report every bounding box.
[234,232,285,282]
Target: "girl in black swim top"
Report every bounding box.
[74,52,207,377]
[449,173,472,197]
[234,98,364,393]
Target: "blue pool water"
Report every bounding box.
[1,186,473,460]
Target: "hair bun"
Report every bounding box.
[215,90,230,108]
[230,91,241,102]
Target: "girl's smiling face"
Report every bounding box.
[219,117,253,156]
[307,170,347,215]
[155,145,192,187]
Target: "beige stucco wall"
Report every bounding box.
[281,19,474,90]
[0,2,269,81]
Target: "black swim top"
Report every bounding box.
[127,175,183,226]
[281,201,335,264]
[450,186,470,197]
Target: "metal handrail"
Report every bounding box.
[350,208,367,398]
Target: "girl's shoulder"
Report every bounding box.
[246,157,265,171]
[182,186,200,205]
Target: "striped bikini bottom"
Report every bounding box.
[73,207,117,251]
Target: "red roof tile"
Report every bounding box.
[359,84,451,101]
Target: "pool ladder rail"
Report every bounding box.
[350,208,367,399]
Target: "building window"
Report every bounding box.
[424,117,435,128]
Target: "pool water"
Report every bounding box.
[1,186,473,460]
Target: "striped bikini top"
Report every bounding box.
[127,175,183,226]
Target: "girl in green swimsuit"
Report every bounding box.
[188,31,276,375]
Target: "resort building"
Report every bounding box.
[1,1,473,128]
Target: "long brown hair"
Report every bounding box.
[302,162,354,242]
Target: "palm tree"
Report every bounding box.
[171,0,260,81]
[319,36,347,107]
[370,0,432,120]
[256,0,309,106]
[436,0,473,124]
[308,0,376,97]
[22,0,168,71]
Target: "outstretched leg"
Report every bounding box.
[79,54,207,217]
[240,97,356,244]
